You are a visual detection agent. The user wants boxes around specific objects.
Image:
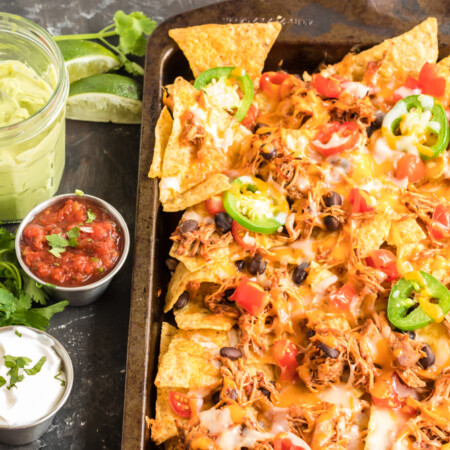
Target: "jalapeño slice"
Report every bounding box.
[194,67,254,122]
[387,271,450,331]
[382,94,450,160]
[223,176,289,234]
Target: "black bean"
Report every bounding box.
[174,291,189,310]
[306,329,316,339]
[220,347,243,360]
[212,390,221,404]
[165,258,178,272]
[228,388,238,401]
[260,144,276,160]
[419,344,435,369]
[292,262,308,285]
[259,387,271,398]
[179,219,198,234]
[314,341,340,359]
[374,110,386,128]
[224,288,235,300]
[214,212,233,233]
[235,260,245,272]
[248,253,267,275]
[324,215,342,231]
[407,330,416,340]
[323,191,343,207]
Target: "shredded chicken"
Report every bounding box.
[170,222,233,260]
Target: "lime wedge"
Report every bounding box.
[58,40,121,83]
[66,74,142,124]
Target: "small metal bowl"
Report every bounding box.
[0,325,74,446]
[15,193,130,307]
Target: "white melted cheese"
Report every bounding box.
[311,274,338,294]
[393,86,421,99]
[199,408,233,435]
[203,78,241,112]
[372,136,398,164]
[0,327,66,427]
[160,176,181,193]
[289,239,314,259]
[365,406,406,450]
[317,383,362,411]
[341,81,370,99]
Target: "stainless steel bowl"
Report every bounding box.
[15,193,130,306]
[0,326,74,446]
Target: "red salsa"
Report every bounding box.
[21,197,123,287]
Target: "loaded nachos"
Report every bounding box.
[149,18,450,449]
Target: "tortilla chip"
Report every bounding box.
[388,217,426,247]
[149,106,173,179]
[151,387,187,444]
[155,328,229,388]
[353,213,391,258]
[328,18,438,81]
[165,259,238,312]
[159,322,177,363]
[174,284,236,331]
[162,173,231,212]
[438,55,450,105]
[159,77,249,203]
[169,22,281,79]
[307,261,337,292]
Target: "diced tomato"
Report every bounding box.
[430,204,450,240]
[230,276,268,316]
[205,196,226,215]
[418,62,446,98]
[273,339,299,382]
[273,433,311,450]
[311,121,360,156]
[404,75,421,90]
[168,391,193,418]
[370,372,402,409]
[363,61,380,86]
[349,188,374,213]
[365,249,400,282]
[312,74,344,98]
[329,284,358,310]
[231,221,257,250]
[241,104,258,128]
[260,72,291,100]
[395,153,425,183]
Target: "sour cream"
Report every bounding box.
[0,327,66,427]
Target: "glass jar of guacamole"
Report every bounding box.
[0,14,68,222]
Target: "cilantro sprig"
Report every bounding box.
[46,228,80,258]
[54,11,157,76]
[0,227,68,330]
[2,355,46,389]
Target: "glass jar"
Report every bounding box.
[0,13,68,222]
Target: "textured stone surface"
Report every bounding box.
[0,1,219,449]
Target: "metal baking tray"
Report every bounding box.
[122,0,450,448]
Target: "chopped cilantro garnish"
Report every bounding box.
[54,370,66,386]
[86,209,96,224]
[2,355,46,389]
[46,233,69,248]
[49,247,66,258]
[46,230,79,257]
[67,227,80,248]
[15,330,22,337]
[0,376,5,388]
[75,189,84,196]
[24,356,46,376]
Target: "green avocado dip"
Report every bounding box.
[0,61,53,126]
[0,60,67,222]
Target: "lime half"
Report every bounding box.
[58,40,120,83]
[67,74,142,124]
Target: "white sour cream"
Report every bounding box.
[0,327,66,426]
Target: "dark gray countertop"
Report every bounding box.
[0,1,219,449]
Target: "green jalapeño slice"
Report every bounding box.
[223,176,289,234]
[387,271,450,331]
[382,94,450,160]
[194,67,254,122]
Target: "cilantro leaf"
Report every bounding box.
[75,189,84,196]
[86,209,96,224]
[24,356,46,376]
[67,227,80,248]
[54,371,66,387]
[46,234,69,248]
[23,275,48,305]
[114,10,156,57]
[4,355,32,389]
[49,247,66,258]
[0,376,5,388]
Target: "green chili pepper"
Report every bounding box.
[382,94,449,160]
[194,67,254,122]
[223,176,289,234]
[387,271,450,331]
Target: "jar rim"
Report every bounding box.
[0,13,68,138]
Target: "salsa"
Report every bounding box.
[21,197,123,287]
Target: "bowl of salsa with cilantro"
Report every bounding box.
[15,192,130,306]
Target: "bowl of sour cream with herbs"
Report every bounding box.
[0,326,73,445]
